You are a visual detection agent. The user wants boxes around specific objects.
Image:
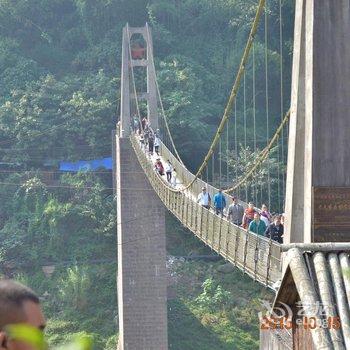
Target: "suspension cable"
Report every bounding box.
[234,100,238,195]
[219,138,222,188]
[279,0,285,206]
[130,2,290,205]
[226,121,229,185]
[144,0,266,193]
[212,151,215,185]
[243,70,248,202]
[252,42,258,205]
[264,1,271,207]
[145,24,184,165]
[224,109,290,194]
[133,105,290,198]
[188,0,266,187]
[206,163,209,184]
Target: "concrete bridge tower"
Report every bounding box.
[285,0,350,243]
[116,24,168,350]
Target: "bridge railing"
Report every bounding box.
[130,134,282,288]
[160,141,248,209]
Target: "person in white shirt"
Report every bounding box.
[197,187,211,209]
[154,135,160,155]
[171,168,177,187]
[164,160,173,182]
[260,214,270,227]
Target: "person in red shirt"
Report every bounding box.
[242,202,256,229]
[154,158,164,176]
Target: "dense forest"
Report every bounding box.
[0,0,294,349]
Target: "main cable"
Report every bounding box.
[146,0,266,193]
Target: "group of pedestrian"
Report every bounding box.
[134,120,179,188]
[133,116,161,156]
[197,187,284,243]
[134,120,284,243]
[237,200,284,243]
[154,158,177,187]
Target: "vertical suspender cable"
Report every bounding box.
[279,0,285,210]
[234,100,239,198]
[126,26,142,124]
[243,71,248,202]
[277,127,281,211]
[252,42,258,205]
[212,151,215,185]
[219,138,222,188]
[276,0,282,212]
[226,121,229,185]
[145,24,184,165]
[264,1,271,208]
[206,163,209,185]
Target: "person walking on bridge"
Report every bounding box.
[248,212,267,235]
[171,168,177,187]
[197,187,211,210]
[141,116,148,131]
[260,204,272,223]
[154,158,164,176]
[132,115,140,133]
[213,189,226,217]
[260,212,270,228]
[144,126,150,147]
[227,196,244,226]
[148,130,155,155]
[154,134,160,155]
[265,215,284,243]
[242,202,256,229]
[165,160,173,183]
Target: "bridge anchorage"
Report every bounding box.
[115,1,350,349]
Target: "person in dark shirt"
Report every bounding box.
[264,215,284,243]
[148,131,155,155]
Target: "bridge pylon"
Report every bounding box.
[120,23,158,137]
[116,24,168,350]
[285,0,350,244]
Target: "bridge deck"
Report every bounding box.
[130,134,282,289]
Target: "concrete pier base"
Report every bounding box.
[116,136,168,350]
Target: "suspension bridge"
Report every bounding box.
[115,1,350,349]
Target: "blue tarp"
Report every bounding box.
[59,157,112,172]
